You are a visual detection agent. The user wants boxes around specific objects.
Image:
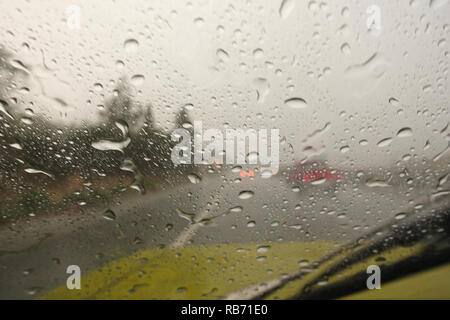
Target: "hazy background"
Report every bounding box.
[0,0,448,169]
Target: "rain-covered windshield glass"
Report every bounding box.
[0,0,449,300]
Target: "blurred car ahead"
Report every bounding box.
[287,160,343,187]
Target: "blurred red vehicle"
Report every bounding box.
[287,160,343,185]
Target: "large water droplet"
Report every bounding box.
[377,137,393,148]
[124,39,139,53]
[230,206,243,213]
[311,178,326,185]
[24,168,55,179]
[389,97,400,107]
[92,138,131,152]
[340,145,350,153]
[430,0,449,10]
[257,245,270,253]
[131,74,145,86]
[395,212,407,220]
[298,259,309,266]
[253,78,270,103]
[187,173,201,184]
[247,220,256,228]
[279,0,296,19]
[261,169,273,179]
[239,190,254,199]
[0,99,14,119]
[397,127,413,138]
[285,97,308,109]
[341,43,351,55]
[216,49,229,61]
[103,209,117,221]
[9,143,22,150]
[366,178,390,187]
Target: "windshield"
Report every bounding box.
[0,0,449,300]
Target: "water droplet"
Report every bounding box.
[423,84,432,92]
[341,43,351,55]
[253,48,264,59]
[9,143,22,150]
[437,38,447,48]
[261,169,273,179]
[438,173,449,188]
[128,283,148,294]
[359,139,368,146]
[389,97,400,107]
[232,165,243,173]
[377,137,393,148]
[176,287,187,294]
[194,17,204,27]
[285,97,308,109]
[366,178,390,187]
[21,117,33,125]
[257,245,270,253]
[92,138,131,152]
[337,213,347,219]
[431,190,450,201]
[395,212,407,220]
[103,209,116,221]
[298,259,309,266]
[24,168,55,179]
[184,103,194,111]
[430,0,449,10]
[131,74,145,86]
[311,178,326,185]
[247,220,256,228]
[230,206,243,213]
[279,0,296,19]
[26,287,42,296]
[93,83,103,92]
[187,173,201,184]
[0,99,14,119]
[116,60,125,70]
[397,127,413,138]
[239,190,254,199]
[340,145,350,153]
[216,49,229,61]
[253,78,270,103]
[345,53,390,97]
[124,39,139,53]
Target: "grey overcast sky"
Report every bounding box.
[0,0,448,167]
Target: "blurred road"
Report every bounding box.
[0,167,445,299]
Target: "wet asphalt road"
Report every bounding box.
[0,168,442,299]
